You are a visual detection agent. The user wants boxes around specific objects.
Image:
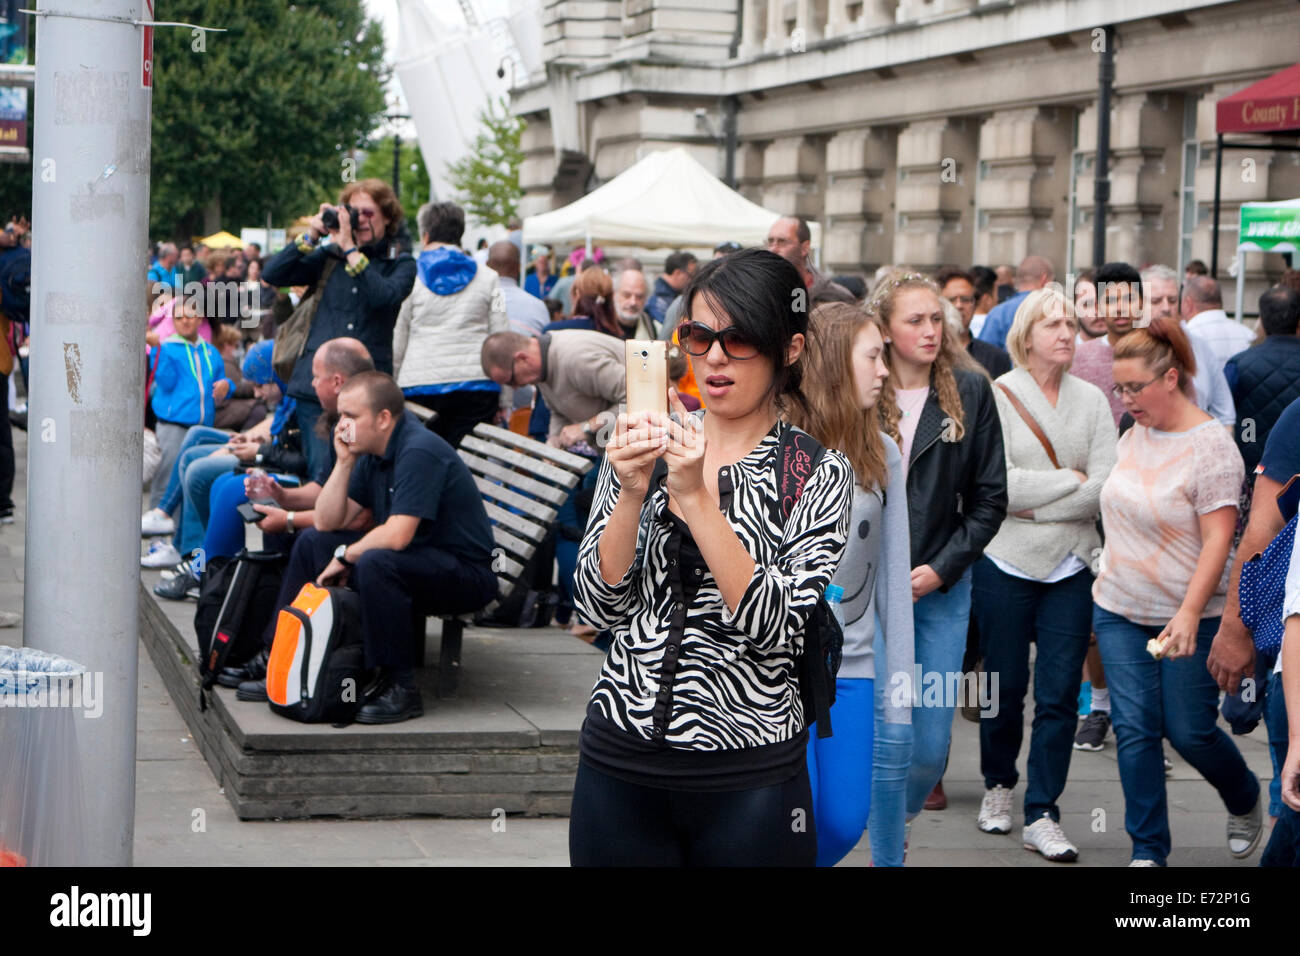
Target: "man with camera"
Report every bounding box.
[262,179,417,483]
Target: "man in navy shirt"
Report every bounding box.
[268,371,497,722]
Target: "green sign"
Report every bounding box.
[1239,200,1300,254]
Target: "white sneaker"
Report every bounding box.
[141,539,182,568]
[141,508,175,536]
[1227,797,1263,859]
[977,785,1014,834]
[1128,858,1161,867]
[1022,813,1078,862]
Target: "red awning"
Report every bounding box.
[1217,63,1300,135]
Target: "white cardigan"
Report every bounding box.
[392,264,507,389]
[985,367,1117,580]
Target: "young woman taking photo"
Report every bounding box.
[568,249,853,866]
[869,270,1007,843]
[787,301,914,867]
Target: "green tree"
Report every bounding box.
[149,0,387,240]
[358,135,430,213]
[445,97,524,227]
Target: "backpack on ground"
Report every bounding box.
[195,548,285,711]
[266,583,365,725]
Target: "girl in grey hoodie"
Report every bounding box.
[788,302,915,866]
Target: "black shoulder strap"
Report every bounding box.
[774,424,825,527]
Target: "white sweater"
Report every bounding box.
[985,368,1117,580]
[392,264,507,389]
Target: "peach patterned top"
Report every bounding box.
[1093,420,1243,626]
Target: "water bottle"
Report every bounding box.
[824,584,845,631]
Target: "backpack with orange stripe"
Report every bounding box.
[266,583,365,724]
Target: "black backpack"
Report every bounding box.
[649,423,844,738]
[194,548,285,710]
[773,426,843,739]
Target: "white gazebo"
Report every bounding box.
[522,148,821,258]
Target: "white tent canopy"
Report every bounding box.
[522,148,822,251]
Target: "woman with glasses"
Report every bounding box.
[568,249,853,866]
[1094,315,1262,866]
[786,301,914,867]
[971,288,1116,860]
[869,269,1007,849]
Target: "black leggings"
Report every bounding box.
[568,761,817,867]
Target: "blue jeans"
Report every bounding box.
[294,396,330,486]
[175,452,238,555]
[555,462,598,619]
[1266,670,1288,819]
[868,676,912,867]
[973,559,1093,824]
[158,425,229,515]
[806,677,874,867]
[905,570,972,817]
[1093,606,1260,865]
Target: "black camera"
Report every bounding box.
[321,204,360,234]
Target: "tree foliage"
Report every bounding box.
[149,0,387,240]
[445,97,524,228]
[359,135,430,213]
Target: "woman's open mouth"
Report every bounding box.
[705,375,734,397]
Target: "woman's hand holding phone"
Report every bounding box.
[607,409,668,498]
[662,388,706,501]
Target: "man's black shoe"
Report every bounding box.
[235,677,267,703]
[217,647,269,688]
[355,682,423,724]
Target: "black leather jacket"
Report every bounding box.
[904,368,1008,589]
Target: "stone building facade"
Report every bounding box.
[509,0,1298,297]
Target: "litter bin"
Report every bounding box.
[0,645,89,866]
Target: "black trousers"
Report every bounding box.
[568,761,817,867]
[265,528,497,669]
[406,390,499,450]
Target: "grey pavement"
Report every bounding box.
[3,422,1282,865]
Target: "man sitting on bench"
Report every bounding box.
[239,371,498,723]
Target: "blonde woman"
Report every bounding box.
[973,288,1116,860]
[787,302,914,866]
[869,270,1008,836]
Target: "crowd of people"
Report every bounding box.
[129,179,1300,866]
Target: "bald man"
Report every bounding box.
[977,255,1055,349]
[487,240,549,336]
[1181,274,1256,372]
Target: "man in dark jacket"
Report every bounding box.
[646,251,696,326]
[263,179,417,482]
[1224,285,1300,478]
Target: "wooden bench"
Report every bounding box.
[415,423,594,698]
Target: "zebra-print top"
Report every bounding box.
[573,419,854,751]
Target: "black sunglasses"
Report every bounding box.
[676,321,760,361]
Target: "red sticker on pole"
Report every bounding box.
[142,0,154,89]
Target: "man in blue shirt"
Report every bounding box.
[976,255,1054,349]
[266,371,498,722]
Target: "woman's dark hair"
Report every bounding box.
[680,248,808,409]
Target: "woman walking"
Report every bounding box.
[972,288,1116,860]
[869,270,1007,842]
[568,249,853,866]
[1094,316,1262,866]
[787,301,914,866]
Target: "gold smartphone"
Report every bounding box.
[625,340,668,417]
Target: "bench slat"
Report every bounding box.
[459,435,581,490]
[492,552,525,580]
[459,450,571,507]
[483,500,550,545]
[492,525,537,563]
[472,423,595,474]
[473,476,558,524]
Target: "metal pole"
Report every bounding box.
[392,130,401,198]
[28,0,150,865]
[1092,24,1114,267]
[1211,133,1224,278]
